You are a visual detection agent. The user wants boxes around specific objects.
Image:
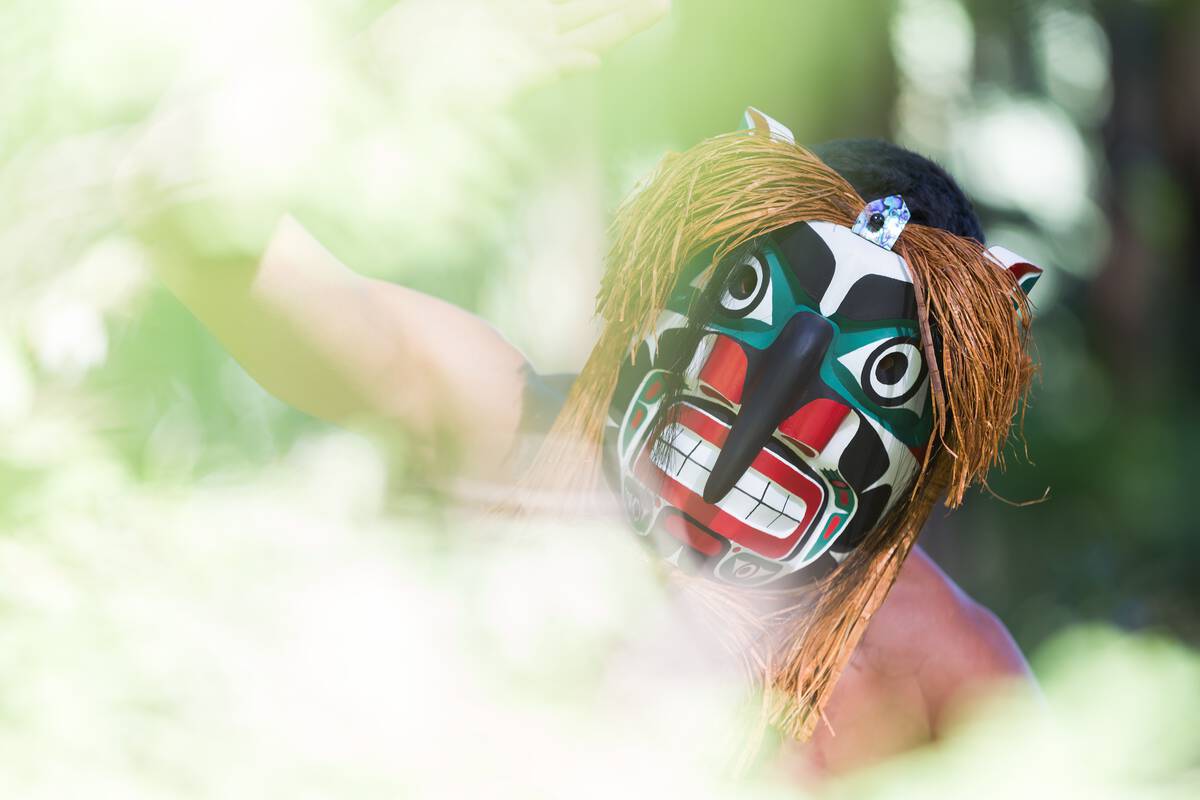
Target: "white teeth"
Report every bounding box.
[736,469,767,498]
[748,504,781,530]
[690,442,718,469]
[676,459,709,491]
[717,488,758,519]
[762,482,788,512]
[781,495,806,521]
[656,447,684,476]
[649,423,803,539]
[665,424,701,454]
[777,494,796,520]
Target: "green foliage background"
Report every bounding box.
[2,0,1199,794]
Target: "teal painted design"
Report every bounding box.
[663,237,933,449]
[822,326,932,448]
[798,468,858,563]
[619,369,670,459]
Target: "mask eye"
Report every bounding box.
[838,336,928,409]
[717,252,772,323]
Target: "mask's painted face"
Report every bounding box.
[604,220,934,587]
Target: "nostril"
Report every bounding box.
[778,399,853,457]
[698,335,747,405]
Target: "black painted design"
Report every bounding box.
[836,274,918,322]
[771,222,836,302]
[832,485,891,553]
[838,410,890,491]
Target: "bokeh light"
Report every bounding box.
[2,0,1197,795]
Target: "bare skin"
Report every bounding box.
[157,215,530,479]
[778,545,1034,781]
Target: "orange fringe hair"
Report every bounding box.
[525,128,1036,744]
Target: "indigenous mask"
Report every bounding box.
[533,108,1042,739]
[602,112,1040,588]
[606,213,930,586]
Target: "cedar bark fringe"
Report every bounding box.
[521,129,1035,746]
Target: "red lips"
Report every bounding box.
[636,404,825,560]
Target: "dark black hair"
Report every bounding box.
[811,139,985,244]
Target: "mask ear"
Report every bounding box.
[743,107,795,144]
[985,246,1044,297]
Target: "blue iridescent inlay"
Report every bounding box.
[851,195,911,251]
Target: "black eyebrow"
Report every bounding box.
[769,222,835,301]
[836,275,918,322]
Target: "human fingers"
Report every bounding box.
[558,0,670,54]
[552,0,629,33]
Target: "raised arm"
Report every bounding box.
[160,215,529,479]
[142,1,671,480]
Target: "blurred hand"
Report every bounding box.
[545,0,673,74]
[367,0,671,103]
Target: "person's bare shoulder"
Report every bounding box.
[864,545,1035,734]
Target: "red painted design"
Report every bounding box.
[698,336,747,405]
[822,515,842,540]
[644,379,664,401]
[662,514,723,557]
[630,407,645,430]
[1008,262,1043,281]
[778,399,853,457]
[637,404,826,560]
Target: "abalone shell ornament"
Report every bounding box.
[852,195,911,251]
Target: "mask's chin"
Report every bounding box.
[625,395,830,565]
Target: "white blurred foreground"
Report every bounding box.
[0,419,1198,797]
[0,420,759,798]
[0,0,1193,796]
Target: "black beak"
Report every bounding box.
[701,313,834,505]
